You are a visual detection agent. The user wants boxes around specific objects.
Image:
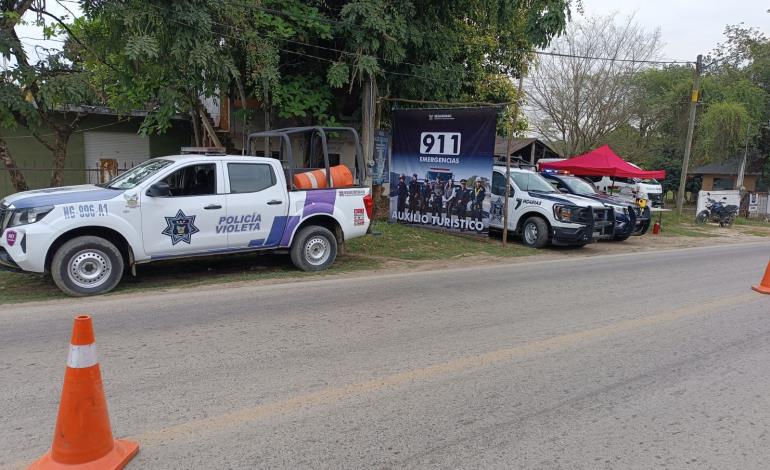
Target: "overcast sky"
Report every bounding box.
[10,0,770,66]
[578,0,769,60]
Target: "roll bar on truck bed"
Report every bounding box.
[246,126,367,190]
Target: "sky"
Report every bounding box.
[10,1,770,66]
[577,0,769,61]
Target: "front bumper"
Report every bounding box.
[613,214,635,237]
[552,225,593,245]
[632,206,652,235]
[0,247,21,272]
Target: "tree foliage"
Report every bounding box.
[526,13,662,157]
[1,1,98,190]
[77,0,575,136]
[611,24,770,191]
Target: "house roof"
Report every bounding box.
[494,137,558,156]
[692,157,763,176]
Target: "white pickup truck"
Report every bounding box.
[0,127,372,296]
[488,166,614,247]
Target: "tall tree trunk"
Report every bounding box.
[0,138,29,192]
[49,131,71,187]
[361,74,376,184]
[190,100,202,147]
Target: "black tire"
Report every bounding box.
[520,216,549,248]
[613,233,632,241]
[695,211,709,224]
[51,236,124,297]
[290,225,338,271]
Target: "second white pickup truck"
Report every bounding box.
[0,127,372,296]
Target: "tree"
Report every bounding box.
[79,0,576,142]
[526,13,662,157]
[1,1,96,190]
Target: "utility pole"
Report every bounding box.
[676,54,702,215]
[502,73,525,245]
[736,122,750,191]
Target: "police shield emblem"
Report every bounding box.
[162,209,200,245]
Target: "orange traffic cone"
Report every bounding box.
[753,262,770,295]
[29,315,139,470]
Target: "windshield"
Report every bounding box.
[511,172,557,193]
[633,178,659,185]
[563,177,597,195]
[107,159,174,189]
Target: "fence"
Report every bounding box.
[747,192,770,219]
[0,162,134,199]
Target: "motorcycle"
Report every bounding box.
[695,194,738,227]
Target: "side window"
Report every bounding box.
[491,172,513,196]
[228,163,276,193]
[492,172,505,196]
[162,163,216,197]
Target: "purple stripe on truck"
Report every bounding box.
[302,190,337,218]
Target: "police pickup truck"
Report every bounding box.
[0,127,372,296]
[541,171,651,241]
[488,166,614,248]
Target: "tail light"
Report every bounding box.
[363,194,373,219]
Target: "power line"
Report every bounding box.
[534,49,693,65]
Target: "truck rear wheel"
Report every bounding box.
[290,226,338,271]
[521,217,549,248]
[51,236,124,297]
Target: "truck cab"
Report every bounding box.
[487,166,614,248]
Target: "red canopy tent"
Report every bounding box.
[540,145,665,179]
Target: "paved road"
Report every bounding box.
[2,242,770,469]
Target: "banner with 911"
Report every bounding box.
[389,107,496,233]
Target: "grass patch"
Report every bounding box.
[0,253,379,305]
[656,211,719,238]
[348,221,536,260]
[734,217,770,227]
[0,222,534,305]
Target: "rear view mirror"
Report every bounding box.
[146,182,171,197]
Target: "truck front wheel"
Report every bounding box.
[51,236,125,297]
[521,217,549,248]
[290,226,338,271]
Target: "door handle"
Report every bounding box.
[267,200,283,205]
[204,204,222,210]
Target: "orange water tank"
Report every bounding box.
[294,165,353,189]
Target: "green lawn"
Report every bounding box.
[0,223,533,305]
[656,211,719,238]
[0,253,380,305]
[347,221,536,260]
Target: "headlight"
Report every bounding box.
[8,205,54,227]
[553,204,581,222]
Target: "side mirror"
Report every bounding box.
[146,181,171,197]
[558,187,569,193]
